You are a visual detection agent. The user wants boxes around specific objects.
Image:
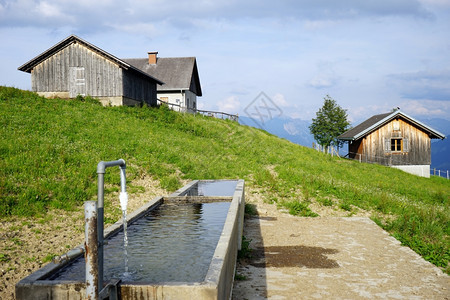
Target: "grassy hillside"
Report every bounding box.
[1,86,449,273]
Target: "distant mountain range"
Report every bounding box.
[426,118,450,171]
[239,116,450,172]
[239,116,315,148]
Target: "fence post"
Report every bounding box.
[434,168,436,176]
[359,153,361,163]
[438,170,441,177]
[447,170,449,180]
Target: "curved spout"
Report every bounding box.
[97,159,126,174]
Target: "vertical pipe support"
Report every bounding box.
[96,159,126,293]
[97,172,105,291]
[85,201,99,300]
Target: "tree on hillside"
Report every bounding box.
[309,95,350,152]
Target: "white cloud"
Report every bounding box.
[272,93,289,107]
[400,100,450,117]
[388,69,450,101]
[36,1,63,18]
[347,104,394,123]
[347,100,450,125]
[107,22,158,38]
[0,0,436,31]
[303,20,339,30]
[308,77,336,89]
[419,0,450,8]
[216,96,241,114]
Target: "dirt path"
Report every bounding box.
[232,196,450,299]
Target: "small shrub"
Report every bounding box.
[244,203,258,216]
[318,197,333,206]
[283,200,319,217]
[104,216,116,224]
[75,94,100,105]
[159,175,181,191]
[238,236,253,260]
[234,273,248,281]
[339,201,352,212]
[0,253,10,262]
[43,253,57,263]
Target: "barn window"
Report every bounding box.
[385,137,409,153]
[391,138,402,152]
[393,120,400,131]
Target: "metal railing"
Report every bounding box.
[156,99,239,122]
[312,143,341,157]
[336,150,449,180]
[431,168,450,179]
[195,109,239,122]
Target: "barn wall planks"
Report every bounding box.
[123,70,157,106]
[31,42,123,97]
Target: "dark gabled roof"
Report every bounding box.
[18,35,163,85]
[338,110,445,141]
[123,57,202,96]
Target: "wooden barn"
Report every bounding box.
[18,35,163,106]
[338,109,445,177]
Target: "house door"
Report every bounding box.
[69,67,86,98]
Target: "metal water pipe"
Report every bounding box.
[85,201,99,299]
[94,159,127,298]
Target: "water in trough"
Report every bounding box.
[47,201,231,283]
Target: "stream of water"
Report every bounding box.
[122,210,130,274]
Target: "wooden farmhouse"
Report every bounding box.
[338,109,445,177]
[18,35,163,106]
[124,52,202,112]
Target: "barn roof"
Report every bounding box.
[17,35,163,85]
[123,57,202,96]
[338,110,445,141]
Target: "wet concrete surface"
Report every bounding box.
[251,245,339,269]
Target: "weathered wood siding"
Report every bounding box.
[352,118,431,166]
[122,71,157,106]
[31,42,123,97]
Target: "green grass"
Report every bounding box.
[1,86,449,273]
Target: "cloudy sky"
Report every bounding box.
[1,0,449,125]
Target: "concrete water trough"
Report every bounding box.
[16,179,245,300]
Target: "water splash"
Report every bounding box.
[122,209,129,274]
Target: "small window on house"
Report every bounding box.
[391,138,402,152]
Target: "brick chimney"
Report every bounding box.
[148,52,158,64]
